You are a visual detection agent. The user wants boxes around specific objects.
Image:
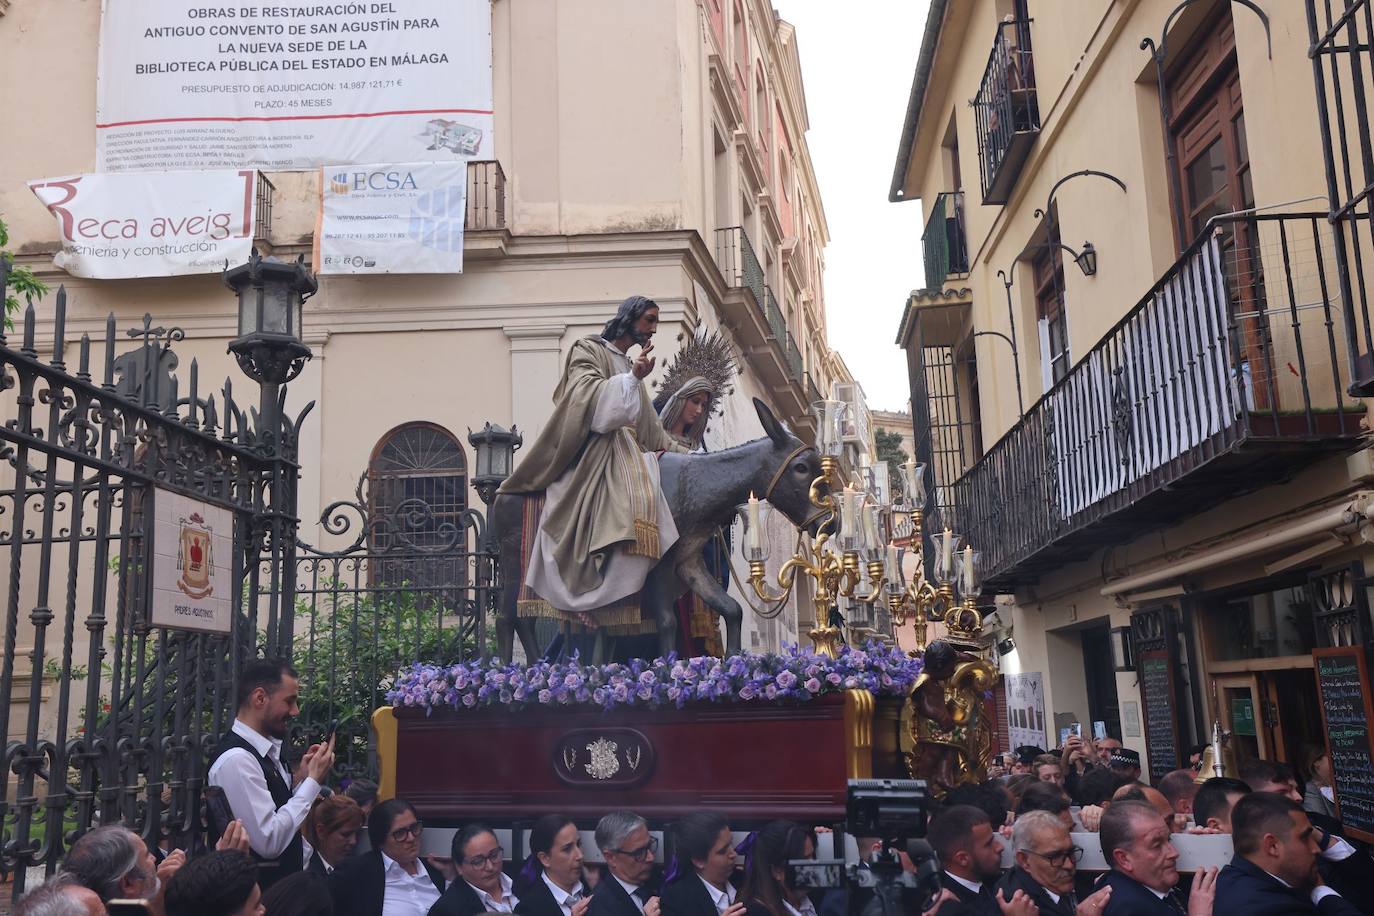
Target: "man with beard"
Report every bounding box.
[928,805,1014,915]
[500,295,688,622]
[209,658,335,891]
[1214,793,1360,914]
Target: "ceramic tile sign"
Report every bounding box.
[151,489,233,634]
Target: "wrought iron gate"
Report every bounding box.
[0,273,303,895]
[289,469,495,780]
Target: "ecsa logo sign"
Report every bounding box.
[330,171,419,194]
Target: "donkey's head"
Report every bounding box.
[752,398,826,535]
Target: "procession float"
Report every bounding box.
[371,309,1000,826]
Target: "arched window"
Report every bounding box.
[367,422,468,590]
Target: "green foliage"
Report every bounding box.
[292,587,477,778]
[875,427,909,498]
[0,216,49,329]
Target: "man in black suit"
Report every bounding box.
[1214,793,1362,915]
[996,810,1111,916]
[1097,800,1216,916]
[330,798,446,916]
[590,811,661,916]
[928,805,1007,915]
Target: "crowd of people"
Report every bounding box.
[11,661,1368,916]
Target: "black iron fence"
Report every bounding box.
[291,474,493,780]
[0,283,290,894]
[954,213,1365,585]
[1307,0,1374,395]
[973,18,1040,205]
[921,191,968,289]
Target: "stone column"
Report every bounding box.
[503,324,566,469]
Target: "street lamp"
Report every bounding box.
[468,422,523,506]
[224,250,316,386]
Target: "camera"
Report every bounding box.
[785,779,942,916]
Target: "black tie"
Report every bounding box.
[1165,891,1186,913]
[632,888,652,904]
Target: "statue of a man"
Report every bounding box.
[499,295,688,615]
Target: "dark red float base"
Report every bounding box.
[381,692,907,824]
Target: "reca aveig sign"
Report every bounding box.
[27,169,257,279]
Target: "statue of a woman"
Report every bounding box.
[650,328,737,656]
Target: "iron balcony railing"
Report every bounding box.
[764,286,787,342]
[922,191,969,290]
[953,212,1365,587]
[465,160,506,230]
[973,19,1040,205]
[807,371,823,406]
[784,330,804,381]
[715,226,767,314]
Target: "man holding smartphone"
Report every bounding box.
[208,658,335,891]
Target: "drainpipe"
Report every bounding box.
[1099,493,1372,597]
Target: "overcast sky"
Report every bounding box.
[773,0,931,413]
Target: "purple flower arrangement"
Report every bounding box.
[386,642,922,715]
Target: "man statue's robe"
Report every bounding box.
[500,336,686,616]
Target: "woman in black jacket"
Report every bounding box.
[661,811,745,916]
[515,814,590,916]
[735,821,816,916]
[329,799,446,916]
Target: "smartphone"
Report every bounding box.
[1069,722,1083,740]
[325,718,340,742]
[108,900,153,916]
[1093,720,1108,741]
[1059,727,1071,746]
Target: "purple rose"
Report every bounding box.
[462,693,477,707]
[538,689,553,704]
[613,684,630,703]
[776,671,798,690]
[804,677,821,693]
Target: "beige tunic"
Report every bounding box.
[500,336,685,613]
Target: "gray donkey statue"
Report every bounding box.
[491,398,824,663]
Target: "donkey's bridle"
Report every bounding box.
[763,443,831,530]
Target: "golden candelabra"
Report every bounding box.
[746,456,885,656]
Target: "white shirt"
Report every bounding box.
[468,873,519,913]
[380,851,441,916]
[1263,867,1342,906]
[943,871,983,895]
[614,875,647,914]
[783,898,818,916]
[207,719,321,859]
[541,873,585,916]
[698,875,736,914]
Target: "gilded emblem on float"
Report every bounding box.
[176,512,214,599]
[584,737,621,780]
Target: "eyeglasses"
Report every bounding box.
[1024,846,1083,868]
[463,847,504,868]
[390,821,424,843]
[610,836,659,862]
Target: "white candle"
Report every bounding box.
[886,542,900,580]
[862,502,881,551]
[962,545,974,594]
[747,492,761,554]
[940,526,954,574]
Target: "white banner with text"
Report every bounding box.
[317,162,467,274]
[28,169,257,279]
[95,0,493,172]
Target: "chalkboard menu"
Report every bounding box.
[1139,650,1179,782]
[1315,647,1374,843]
